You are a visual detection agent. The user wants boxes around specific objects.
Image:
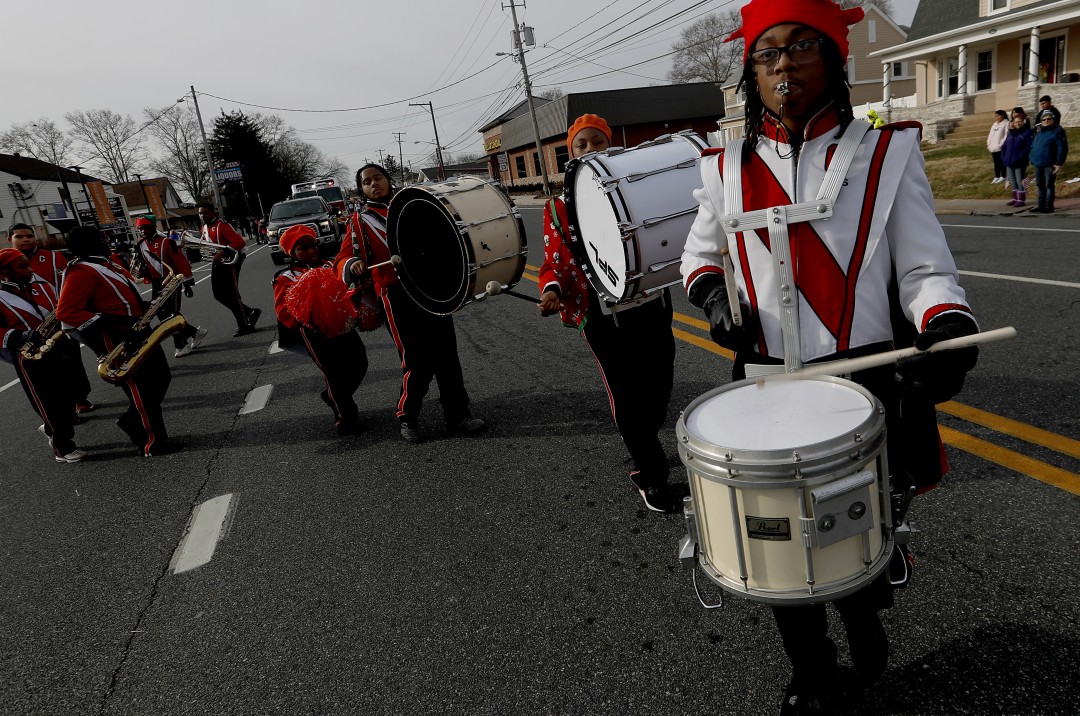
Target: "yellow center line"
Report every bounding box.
[939,426,1080,497]
[939,401,1080,461]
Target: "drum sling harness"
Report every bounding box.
[720,120,870,374]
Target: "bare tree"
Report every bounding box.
[0,118,74,166]
[65,109,146,183]
[538,88,565,101]
[143,105,210,203]
[317,155,350,186]
[668,11,744,85]
[838,0,894,19]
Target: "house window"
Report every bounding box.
[868,20,877,44]
[734,87,746,104]
[532,152,542,176]
[976,51,993,91]
[554,146,569,173]
[892,61,910,79]
[515,155,527,179]
[990,0,1008,12]
[938,57,959,97]
[1022,34,1067,85]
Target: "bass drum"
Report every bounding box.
[388,175,527,316]
[677,376,893,605]
[564,130,708,304]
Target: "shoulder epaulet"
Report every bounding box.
[878,120,923,133]
[702,147,725,157]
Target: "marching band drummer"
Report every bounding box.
[538,114,685,514]
[56,225,174,458]
[681,1,979,713]
[0,249,86,463]
[9,222,97,416]
[134,217,207,358]
[335,163,486,444]
[274,225,368,435]
[197,202,261,337]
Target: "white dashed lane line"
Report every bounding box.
[171,493,236,575]
[0,378,18,394]
[238,385,273,415]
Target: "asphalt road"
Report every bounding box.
[1,212,1078,716]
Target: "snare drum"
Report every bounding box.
[677,376,893,605]
[564,130,708,304]
[388,175,527,315]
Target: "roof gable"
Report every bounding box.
[0,153,101,184]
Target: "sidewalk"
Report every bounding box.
[511,194,1080,216]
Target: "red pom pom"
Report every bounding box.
[348,286,384,331]
[285,266,359,337]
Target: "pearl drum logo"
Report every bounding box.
[745,516,791,541]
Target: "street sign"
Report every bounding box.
[213,166,243,181]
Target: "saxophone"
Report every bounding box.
[129,249,145,282]
[97,268,189,383]
[19,309,65,360]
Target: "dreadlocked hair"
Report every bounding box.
[738,35,854,158]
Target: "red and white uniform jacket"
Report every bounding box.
[136,232,193,281]
[682,108,974,364]
[56,257,145,333]
[0,277,58,363]
[24,248,69,290]
[334,203,396,293]
[538,197,591,328]
[202,218,247,255]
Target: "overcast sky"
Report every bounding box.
[2,0,920,184]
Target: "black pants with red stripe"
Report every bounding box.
[211,255,254,330]
[115,344,171,455]
[382,283,470,424]
[301,326,367,430]
[580,294,675,489]
[15,341,82,456]
[151,277,197,348]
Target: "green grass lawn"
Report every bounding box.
[923,126,1080,200]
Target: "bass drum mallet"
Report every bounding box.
[485,280,537,304]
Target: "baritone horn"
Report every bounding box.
[180,231,239,265]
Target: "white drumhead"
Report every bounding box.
[572,161,626,296]
[685,380,874,451]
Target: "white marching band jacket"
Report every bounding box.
[682,108,974,367]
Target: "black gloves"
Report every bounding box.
[896,312,979,404]
[689,274,756,352]
[8,330,30,351]
[184,282,194,298]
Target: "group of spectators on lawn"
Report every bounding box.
[989,95,1069,213]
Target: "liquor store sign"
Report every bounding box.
[213,162,244,181]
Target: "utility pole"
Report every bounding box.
[409,102,446,180]
[56,169,81,227]
[392,132,406,185]
[504,0,551,195]
[70,165,100,229]
[191,85,224,216]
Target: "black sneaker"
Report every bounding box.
[248,308,262,329]
[448,416,487,435]
[638,484,682,513]
[400,421,422,443]
[779,682,834,716]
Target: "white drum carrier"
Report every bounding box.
[677,376,894,605]
[564,130,709,304]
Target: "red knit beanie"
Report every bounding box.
[279,224,317,257]
[135,217,155,228]
[566,114,612,151]
[725,0,864,63]
[0,248,25,272]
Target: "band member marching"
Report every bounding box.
[681,1,979,712]
[0,249,87,462]
[538,114,685,514]
[9,221,97,415]
[56,226,174,458]
[134,217,207,358]
[335,163,486,443]
[196,202,261,337]
[273,225,368,435]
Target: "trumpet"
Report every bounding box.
[180,232,239,265]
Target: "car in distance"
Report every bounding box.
[266,197,341,265]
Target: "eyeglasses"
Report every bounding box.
[1041,117,1054,122]
[750,38,825,69]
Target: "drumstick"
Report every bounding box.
[721,247,742,327]
[485,280,537,303]
[366,254,402,271]
[759,327,1016,383]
